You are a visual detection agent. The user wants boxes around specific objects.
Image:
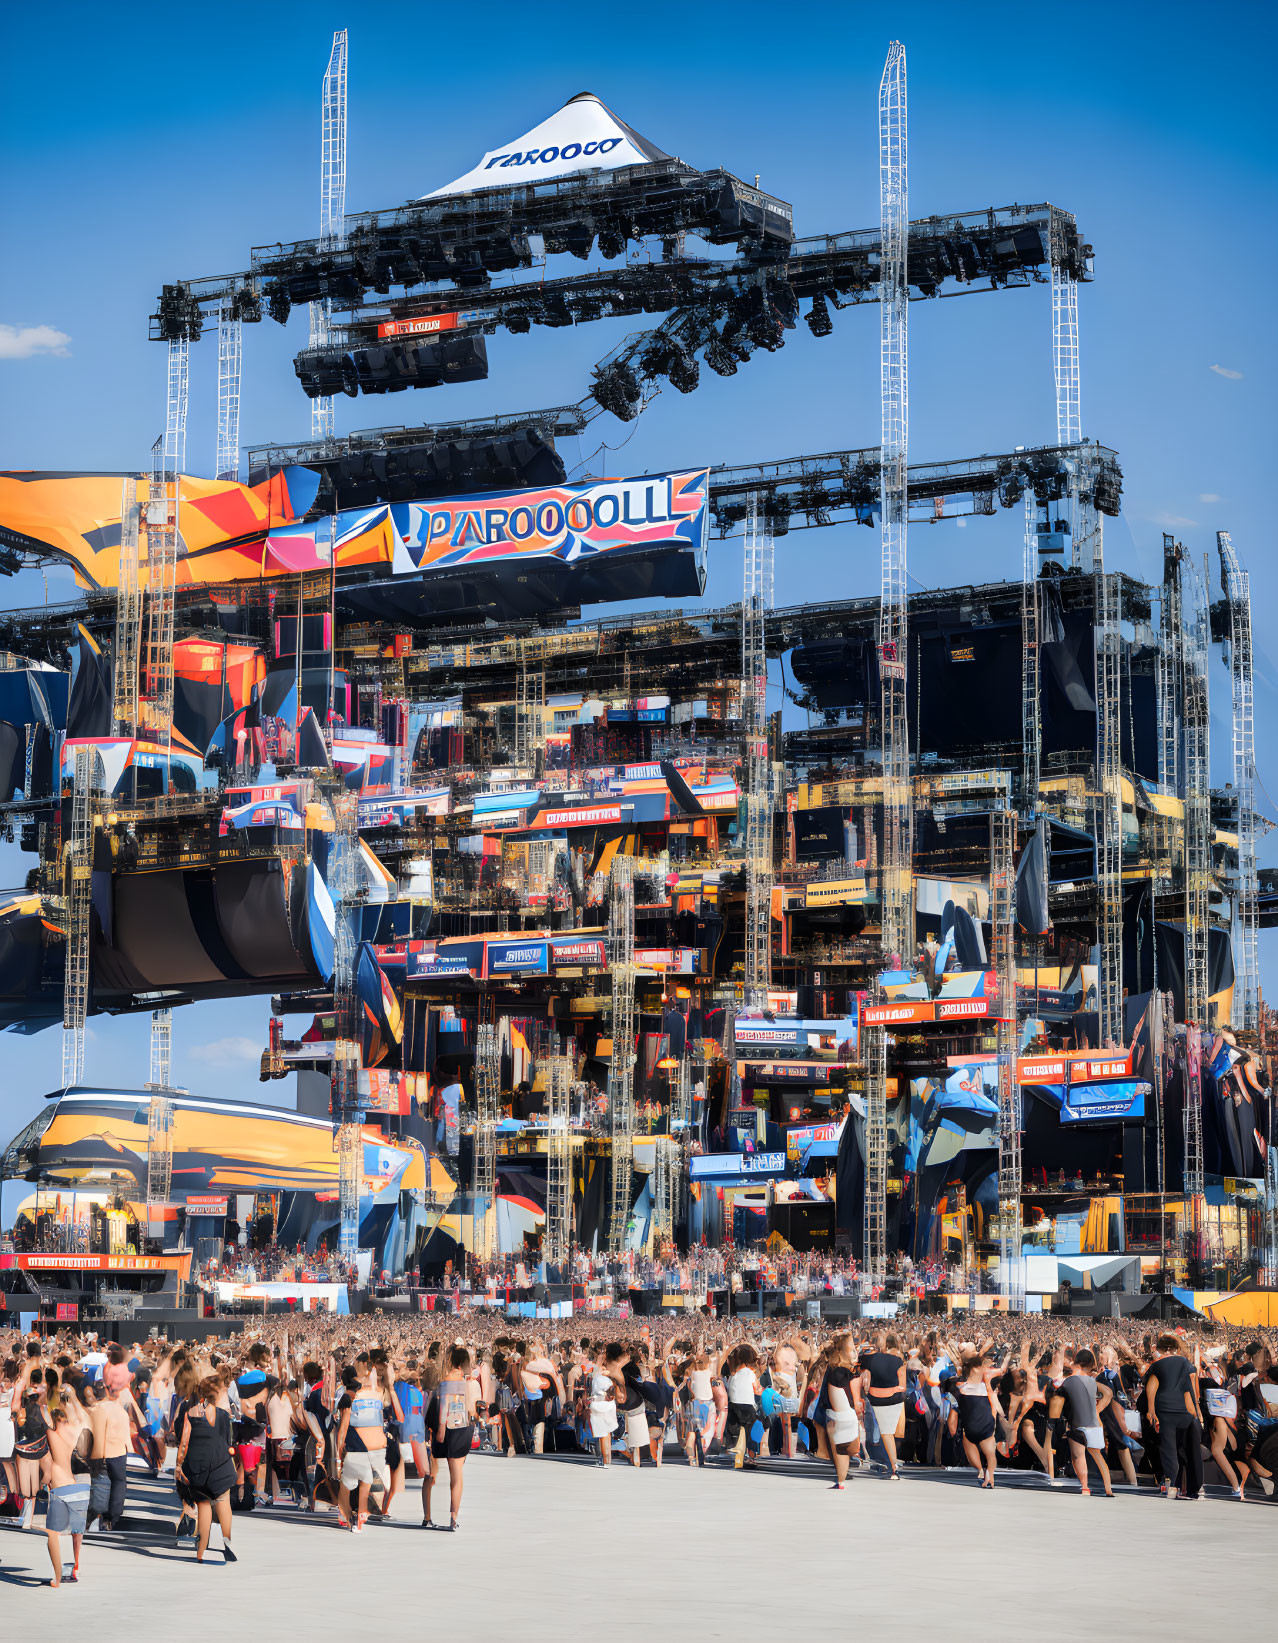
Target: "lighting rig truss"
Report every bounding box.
[708,440,1122,538]
[149,159,793,343]
[151,203,1089,413]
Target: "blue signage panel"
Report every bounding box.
[487,939,550,976]
[689,1151,787,1181]
[1059,1079,1148,1124]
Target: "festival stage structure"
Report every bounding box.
[0,35,1273,1308]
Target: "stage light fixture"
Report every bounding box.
[231,285,262,324]
[538,293,574,328]
[805,292,833,337]
[267,285,292,326]
[639,337,673,379]
[590,360,642,422]
[703,336,738,377]
[667,345,700,394]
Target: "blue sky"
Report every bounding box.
[0,1,1274,1214]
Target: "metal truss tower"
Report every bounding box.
[877,41,911,967]
[514,641,545,772]
[1159,534,1184,794]
[61,743,99,1089]
[471,1020,500,1262]
[1182,557,1212,1202]
[149,1007,172,1089]
[607,853,637,1252]
[145,1093,174,1222]
[1263,1142,1278,1288]
[652,1135,674,1245]
[144,331,186,761]
[545,1051,573,1263]
[1151,989,1174,1198]
[862,1020,888,1290]
[1093,538,1123,1048]
[216,301,243,480]
[310,29,348,444]
[329,789,364,1260]
[1050,228,1082,569]
[146,1001,175,1232]
[672,1056,693,1134]
[1217,531,1259,1031]
[1021,493,1041,812]
[742,489,773,1006]
[113,478,142,743]
[146,364,186,1080]
[991,807,1023,1305]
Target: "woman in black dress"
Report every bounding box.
[175,1375,238,1563]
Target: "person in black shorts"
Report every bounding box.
[943,1354,1001,1487]
[426,1345,478,1531]
[1049,1348,1114,1497]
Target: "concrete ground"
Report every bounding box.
[1,1453,1272,1638]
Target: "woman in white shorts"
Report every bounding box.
[821,1334,863,1490]
[335,1364,391,1531]
[589,1344,623,1467]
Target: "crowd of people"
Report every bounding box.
[442,1245,927,1298]
[3,1312,1277,1586]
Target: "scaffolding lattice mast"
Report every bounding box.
[310,29,348,444]
[143,334,187,769]
[1217,531,1259,1031]
[741,489,773,1006]
[472,1020,500,1262]
[862,1020,888,1290]
[607,853,637,1252]
[1150,989,1173,1199]
[215,300,243,481]
[112,478,142,742]
[651,1135,673,1245]
[145,1092,174,1220]
[149,1007,172,1089]
[514,640,545,772]
[1159,534,1184,794]
[1182,555,1212,1202]
[329,789,364,1261]
[877,40,911,968]
[1051,230,1082,570]
[545,1051,573,1263]
[1093,547,1123,1048]
[1263,1138,1278,1288]
[992,807,1022,1305]
[1021,493,1041,811]
[60,743,99,1089]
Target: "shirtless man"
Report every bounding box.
[44,1406,91,1586]
[87,1382,139,1531]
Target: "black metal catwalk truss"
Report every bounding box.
[149,158,796,339]
[151,200,1090,416]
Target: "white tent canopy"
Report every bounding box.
[423,92,672,199]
